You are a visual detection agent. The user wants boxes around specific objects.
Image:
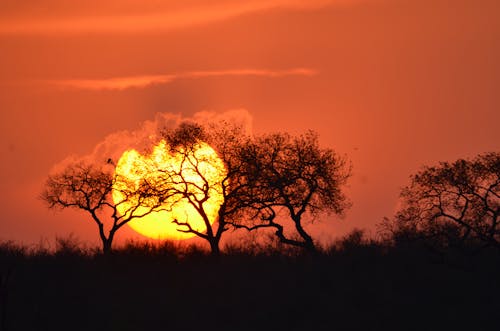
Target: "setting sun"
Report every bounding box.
[112,140,226,240]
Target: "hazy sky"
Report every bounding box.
[1,0,499,247]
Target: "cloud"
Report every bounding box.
[0,0,360,35]
[52,68,318,91]
[50,109,254,172]
[56,75,175,91]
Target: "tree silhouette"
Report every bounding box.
[41,162,164,254]
[234,131,351,252]
[156,122,252,255]
[388,152,499,249]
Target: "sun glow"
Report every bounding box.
[112,140,226,240]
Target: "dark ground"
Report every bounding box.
[0,241,498,331]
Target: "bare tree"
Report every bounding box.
[41,162,164,254]
[388,152,499,249]
[156,122,252,255]
[234,131,351,252]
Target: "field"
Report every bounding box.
[1,240,498,331]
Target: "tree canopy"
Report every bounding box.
[234,131,351,252]
[154,122,253,254]
[41,162,164,253]
[387,152,499,249]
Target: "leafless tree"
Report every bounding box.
[234,131,352,252]
[41,162,165,254]
[387,152,499,249]
[157,122,252,255]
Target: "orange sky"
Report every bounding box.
[0,0,499,247]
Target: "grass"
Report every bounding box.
[0,235,498,331]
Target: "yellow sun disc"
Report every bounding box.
[112,140,226,240]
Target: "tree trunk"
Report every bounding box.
[303,238,317,254]
[209,239,220,256]
[100,228,116,255]
[102,233,115,255]
[293,217,317,253]
[102,239,113,255]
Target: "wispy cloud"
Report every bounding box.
[57,75,176,91]
[0,0,357,35]
[53,68,318,91]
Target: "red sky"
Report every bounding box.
[0,0,499,247]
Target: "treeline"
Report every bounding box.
[41,120,499,257]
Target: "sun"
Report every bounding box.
[112,140,226,240]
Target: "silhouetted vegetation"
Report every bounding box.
[233,131,351,252]
[41,163,165,254]
[157,122,254,255]
[0,234,498,331]
[380,152,499,252]
[36,128,500,330]
[41,124,352,256]
[157,124,351,254]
